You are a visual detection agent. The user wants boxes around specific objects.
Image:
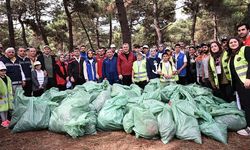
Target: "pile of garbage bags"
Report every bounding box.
[10,79,246,144]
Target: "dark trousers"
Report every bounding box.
[213,83,234,102]
[122,75,132,86]
[236,83,250,127]
[57,85,66,91]
[33,89,44,97]
[72,78,85,88]
[47,77,56,90]
[201,78,212,89]
[23,80,32,96]
[177,76,187,85]
[135,80,148,89]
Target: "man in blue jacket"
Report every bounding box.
[102,49,119,85]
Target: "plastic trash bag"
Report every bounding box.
[49,91,97,138]
[92,90,111,113]
[97,95,128,131]
[214,114,246,131]
[200,121,228,144]
[157,105,176,144]
[172,100,202,144]
[12,99,57,132]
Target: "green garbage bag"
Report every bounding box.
[214,114,246,131]
[142,100,165,116]
[64,110,97,137]
[132,106,159,139]
[97,95,128,131]
[200,121,228,144]
[9,89,32,128]
[142,89,161,101]
[49,91,97,137]
[185,84,212,97]
[12,99,57,132]
[92,90,111,112]
[172,100,202,144]
[111,84,141,97]
[39,87,67,104]
[157,105,176,144]
[143,79,161,93]
[123,108,135,133]
[160,84,180,102]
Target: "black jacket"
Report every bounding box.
[68,58,85,84]
[16,56,32,81]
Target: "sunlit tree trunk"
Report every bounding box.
[153,0,162,46]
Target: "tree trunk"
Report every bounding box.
[63,0,74,52]
[6,0,15,48]
[153,0,162,46]
[96,17,100,48]
[115,0,131,47]
[77,13,94,50]
[108,14,112,48]
[34,0,48,45]
[18,15,29,47]
[213,13,218,41]
[247,3,250,25]
[191,4,199,45]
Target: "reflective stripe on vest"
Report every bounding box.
[234,46,248,84]
[209,56,219,87]
[160,62,178,82]
[221,50,231,80]
[133,60,147,82]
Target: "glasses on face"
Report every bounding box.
[0,69,6,72]
[8,51,15,53]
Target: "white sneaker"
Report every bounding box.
[237,127,250,136]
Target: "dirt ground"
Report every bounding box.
[1,128,250,150]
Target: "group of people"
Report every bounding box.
[0,23,250,136]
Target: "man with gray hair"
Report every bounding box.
[0,47,26,93]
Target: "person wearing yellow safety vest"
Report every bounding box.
[208,41,233,102]
[132,51,148,89]
[227,37,250,136]
[157,52,178,86]
[0,61,13,128]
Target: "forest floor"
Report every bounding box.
[1,128,250,150]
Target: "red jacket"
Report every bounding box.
[243,36,250,46]
[55,61,68,86]
[96,55,106,78]
[117,52,136,76]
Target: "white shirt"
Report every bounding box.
[174,52,187,63]
[174,52,187,69]
[83,59,96,81]
[36,70,44,86]
[74,56,81,63]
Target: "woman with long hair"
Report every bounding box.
[208,41,233,102]
[227,37,250,136]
